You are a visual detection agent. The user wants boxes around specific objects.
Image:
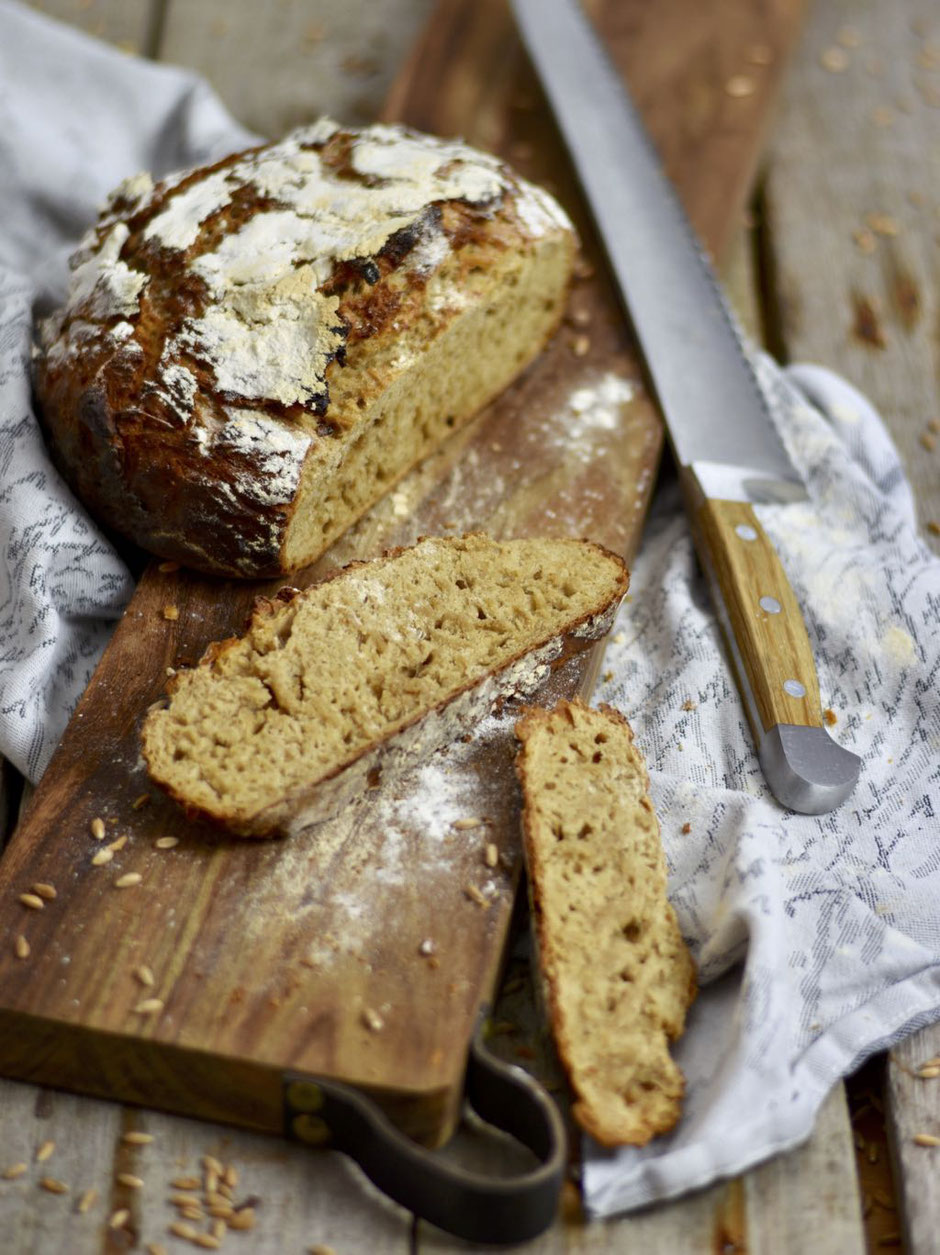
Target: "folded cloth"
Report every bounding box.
[2,2,940,1220]
[586,358,940,1215]
[0,0,256,781]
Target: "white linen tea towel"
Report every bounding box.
[1,0,939,1220]
[587,358,940,1214]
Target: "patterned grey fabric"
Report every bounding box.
[0,0,255,780]
[586,359,940,1214]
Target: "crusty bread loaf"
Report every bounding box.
[141,534,627,837]
[514,699,696,1147]
[34,120,575,577]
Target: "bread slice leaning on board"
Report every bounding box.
[34,119,576,577]
[514,698,696,1147]
[141,534,628,837]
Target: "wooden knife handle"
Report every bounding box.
[693,497,822,736]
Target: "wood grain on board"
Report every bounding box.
[2,0,806,1185]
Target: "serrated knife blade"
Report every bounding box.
[512,0,860,813]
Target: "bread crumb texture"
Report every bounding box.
[514,699,696,1146]
[35,120,575,577]
[142,535,627,836]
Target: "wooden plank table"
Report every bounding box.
[4,0,939,1251]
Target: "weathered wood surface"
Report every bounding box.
[764,0,940,548]
[8,0,929,1251]
[766,1,940,1251]
[886,1029,940,1253]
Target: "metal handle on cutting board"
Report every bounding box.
[283,1012,567,1245]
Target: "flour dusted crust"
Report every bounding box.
[514,699,696,1147]
[34,120,575,577]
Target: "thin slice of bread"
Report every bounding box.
[514,698,696,1147]
[142,534,628,837]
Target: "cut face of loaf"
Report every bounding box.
[514,699,696,1148]
[141,535,628,837]
[34,120,575,577]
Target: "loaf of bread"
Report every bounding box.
[514,699,696,1147]
[141,534,628,837]
[33,120,575,578]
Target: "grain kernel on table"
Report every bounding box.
[485,843,499,868]
[146,1245,168,1255]
[109,834,128,852]
[76,1187,98,1213]
[2,1162,27,1180]
[134,997,164,1015]
[228,1208,255,1230]
[162,604,179,621]
[116,1172,143,1189]
[171,1176,201,1190]
[109,1207,130,1228]
[193,1234,222,1250]
[820,46,850,72]
[170,1192,201,1208]
[155,836,179,849]
[725,74,757,98]
[168,1222,199,1241]
[202,1154,224,1176]
[18,893,43,910]
[913,1132,940,1146]
[35,1140,55,1163]
[453,817,481,830]
[90,816,106,840]
[14,935,29,959]
[134,964,156,988]
[31,883,56,901]
[91,848,114,866]
[464,883,490,909]
[114,872,143,889]
[121,1130,154,1146]
[39,1176,69,1194]
[866,212,899,237]
[362,1007,384,1032]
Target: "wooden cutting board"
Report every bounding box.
[0,0,805,1147]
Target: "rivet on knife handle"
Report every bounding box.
[685,473,861,814]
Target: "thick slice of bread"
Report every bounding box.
[34,121,575,577]
[514,699,696,1147]
[141,534,627,837]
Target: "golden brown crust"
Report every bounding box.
[34,123,574,578]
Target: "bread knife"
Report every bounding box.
[511,0,861,813]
